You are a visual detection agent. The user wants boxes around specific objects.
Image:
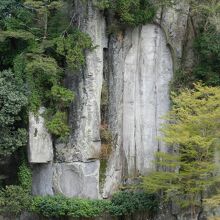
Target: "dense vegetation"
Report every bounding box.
[0,186,158,218]
[0,0,92,144]
[143,83,220,217]
[0,0,220,219]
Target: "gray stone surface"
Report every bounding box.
[32,163,54,196]
[28,107,53,163]
[30,0,194,202]
[160,0,190,67]
[103,24,173,198]
[101,1,192,198]
[56,1,107,162]
[32,161,100,198]
[53,161,100,199]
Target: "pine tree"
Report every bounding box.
[143,83,220,218]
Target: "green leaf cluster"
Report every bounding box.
[143,83,220,212]
[194,29,220,86]
[17,161,32,191]
[108,191,158,216]
[31,191,158,218]
[96,0,155,28]
[0,185,32,217]
[46,111,70,138]
[0,69,28,157]
[0,189,158,218]
[0,0,92,139]
[31,195,110,218]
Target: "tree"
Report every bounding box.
[142,83,220,218]
[23,0,63,39]
[0,0,93,138]
[0,69,28,156]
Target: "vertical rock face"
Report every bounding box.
[29,0,193,200]
[28,107,53,163]
[123,25,173,175]
[103,24,173,197]
[30,1,106,199]
[102,1,193,198]
[160,1,190,65]
[58,0,107,162]
[32,163,53,195]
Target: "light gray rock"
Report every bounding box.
[56,0,107,162]
[32,161,100,198]
[160,0,190,67]
[53,161,100,199]
[30,0,193,201]
[32,163,54,196]
[28,107,53,163]
[103,24,173,198]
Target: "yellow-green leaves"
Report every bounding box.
[143,83,220,211]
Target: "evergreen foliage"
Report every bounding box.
[143,83,220,216]
[96,0,155,28]
[0,70,28,157]
[108,191,158,216]
[0,185,31,217]
[0,0,92,140]
[31,191,158,218]
[17,161,32,191]
[194,29,220,86]
[0,189,158,218]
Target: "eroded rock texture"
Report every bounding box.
[29,0,194,200]
[102,24,173,198]
[30,1,105,198]
[101,0,193,198]
[28,107,53,163]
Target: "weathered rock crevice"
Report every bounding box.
[28,0,196,202]
[102,23,173,198]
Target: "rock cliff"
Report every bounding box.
[29,0,195,200]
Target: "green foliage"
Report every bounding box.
[171,0,220,90]
[96,0,155,28]
[30,191,158,218]
[54,31,92,70]
[46,111,70,138]
[31,195,110,218]
[143,83,220,213]
[0,185,31,217]
[0,70,27,125]
[24,55,62,112]
[108,191,159,216]
[0,0,91,138]
[0,128,27,157]
[0,187,158,218]
[17,162,32,191]
[193,29,220,86]
[51,85,74,108]
[0,69,28,156]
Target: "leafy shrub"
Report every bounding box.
[0,69,28,156]
[46,111,70,138]
[17,161,32,191]
[193,29,220,86]
[0,185,31,217]
[31,191,158,218]
[96,0,155,28]
[0,0,92,139]
[0,188,158,218]
[51,85,74,108]
[31,195,111,218]
[108,191,159,216]
[54,31,93,70]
